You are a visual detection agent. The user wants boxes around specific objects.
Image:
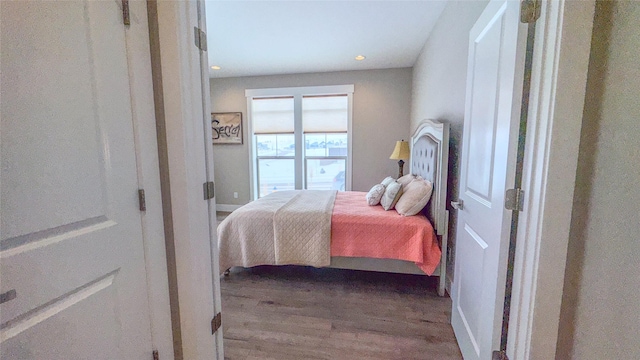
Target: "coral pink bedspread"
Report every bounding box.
[330,191,441,275]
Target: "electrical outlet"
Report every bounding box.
[233,192,238,199]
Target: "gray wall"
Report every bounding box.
[557,1,640,359]
[410,0,488,281]
[210,68,413,205]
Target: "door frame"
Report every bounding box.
[196,0,225,358]
[148,0,596,359]
[507,1,595,359]
[148,1,221,359]
[126,1,175,358]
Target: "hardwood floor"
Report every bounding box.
[220,266,462,360]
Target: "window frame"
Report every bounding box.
[246,85,354,200]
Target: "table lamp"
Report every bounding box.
[389,140,410,179]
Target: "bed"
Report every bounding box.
[217,119,450,296]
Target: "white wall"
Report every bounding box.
[557,1,640,358]
[210,68,413,205]
[410,0,488,281]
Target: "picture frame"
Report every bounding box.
[211,112,243,144]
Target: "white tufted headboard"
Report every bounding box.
[410,120,449,236]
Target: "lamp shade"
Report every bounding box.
[389,140,410,160]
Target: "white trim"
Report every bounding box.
[508,1,595,359]
[245,84,354,98]
[126,1,174,357]
[294,95,303,189]
[215,204,243,212]
[247,96,257,200]
[346,92,354,191]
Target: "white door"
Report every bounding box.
[1,2,154,359]
[451,0,521,359]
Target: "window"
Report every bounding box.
[303,95,348,191]
[253,97,295,197]
[246,85,353,199]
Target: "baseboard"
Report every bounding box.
[216,204,243,212]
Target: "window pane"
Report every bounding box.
[258,159,295,197]
[306,158,346,191]
[326,133,347,156]
[256,134,276,157]
[257,134,295,157]
[276,134,295,157]
[305,134,327,157]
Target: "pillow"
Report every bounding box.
[380,176,395,187]
[380,181,403,211]
[365,184,386,206]
[395,179,434,216]
[397,174,416,189]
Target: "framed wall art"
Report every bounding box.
[211,112,243,144]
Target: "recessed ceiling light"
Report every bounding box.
[211,65,221,70]
[355,55,366,61]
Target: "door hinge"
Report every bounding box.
[194,27,207,51]
[520,0,541,23]
[122,0,130,26]
[203,181,215,200]
[211,312,222,334]
[152,350,159,360]
[492,350,509,360]
[138,189,146,211]
[505,188,525,211]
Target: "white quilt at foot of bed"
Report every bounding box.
[217,190,336,273]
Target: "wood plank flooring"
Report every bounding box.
[220,266,462,360]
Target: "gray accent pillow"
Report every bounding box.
[365,184,386,206]
[380,181,403,211]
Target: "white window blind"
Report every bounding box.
[252,96,294,134]
[302,95,348,133]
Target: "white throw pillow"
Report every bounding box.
[365,184,386,206]
[397,174,416,189]
[380,176,395,187]
[395,179,434,216]
[380,181,403,211]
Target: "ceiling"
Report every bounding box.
[205,1,447,78]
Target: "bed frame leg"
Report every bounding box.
[437,210,450,297]
[438,278,446,297]
[223,269,230,276]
